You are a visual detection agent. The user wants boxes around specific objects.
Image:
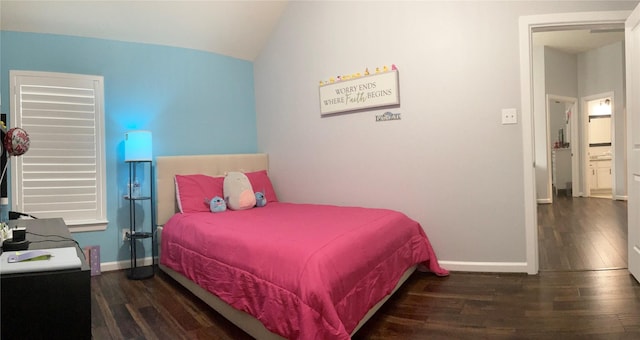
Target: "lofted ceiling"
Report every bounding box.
[0,0,289,61]
[0,2,626,61]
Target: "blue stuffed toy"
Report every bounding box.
[255,192,267,207]
[205,196,227,213]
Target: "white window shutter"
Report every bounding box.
[10,71,107,231]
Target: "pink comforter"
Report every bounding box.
[161,202,447,339]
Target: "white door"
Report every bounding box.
[625,3,640,282]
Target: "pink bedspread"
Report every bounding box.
[161,202,447,339]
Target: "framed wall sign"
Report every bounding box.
[319,70,399,115]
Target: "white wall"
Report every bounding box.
[254,1,637,271]
[545,47,580,97]
[578,41,625,198]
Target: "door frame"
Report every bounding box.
[519,10,630,274]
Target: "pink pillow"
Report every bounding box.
[245,170,278,203]
[175,174,224,213]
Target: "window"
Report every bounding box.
[10,71,107,231]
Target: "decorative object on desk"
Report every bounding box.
[1,225,28,250]
[0,223,10,242]
[11,227,25,242]
[6,249,52,263]
[2,239,30,251]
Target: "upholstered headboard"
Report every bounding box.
[155,153,269,226]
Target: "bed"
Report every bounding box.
[156,153,447,339]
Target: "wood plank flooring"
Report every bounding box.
[537,196,627,271]
[91,268,640,339]
[88,196,634,339]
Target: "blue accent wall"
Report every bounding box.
[0,31,257,263]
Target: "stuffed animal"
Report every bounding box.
[204,196,226,213]
[255,192,267,207]
[223,172,256,210]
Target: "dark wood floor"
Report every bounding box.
[89,196,634,339]
[537,196,628,271]
[91,268,640,339]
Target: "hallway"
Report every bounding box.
[537,196,627,271]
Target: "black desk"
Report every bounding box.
[1,218,91,339]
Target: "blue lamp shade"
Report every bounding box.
[124,130,153,162]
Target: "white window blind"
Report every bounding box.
[10,71,107,231]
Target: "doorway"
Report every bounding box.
[520,11,631,274]
[546,96,577,201]
[584,94,614,199]
[534,30,626,271]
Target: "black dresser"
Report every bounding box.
[1,218,91,339]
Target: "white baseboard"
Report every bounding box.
[100,258,530,274]
[100,259,531,274]
[537,198,552,204]
[438,260,530,274]
[614,195,628,201]
[99,256,155,272]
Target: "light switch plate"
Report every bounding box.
[502,108,517,125]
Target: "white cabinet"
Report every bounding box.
[589,159,611,190]
[589,162,598,189]
[552,148,572,195]
[596,161,612,189]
